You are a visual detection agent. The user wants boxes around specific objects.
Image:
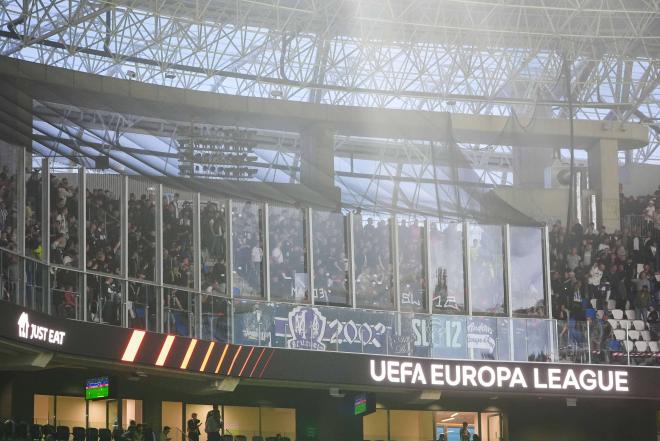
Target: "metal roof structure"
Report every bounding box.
[0,0,658,216]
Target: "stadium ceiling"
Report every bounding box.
[0,1,659,190]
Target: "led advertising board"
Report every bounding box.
[1,303,658,400]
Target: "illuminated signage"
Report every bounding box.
[369,359,629,393]
[17,312,66,346]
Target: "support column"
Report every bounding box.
[588,139,621,232]
[513,147,554,188]
[300,125,341,204]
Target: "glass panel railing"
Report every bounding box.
[556,319,590,364]
[512,318,554,362]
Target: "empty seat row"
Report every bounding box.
[606,318,648,331]
[612,329,656,342]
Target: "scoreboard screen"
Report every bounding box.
[85,377,110,400]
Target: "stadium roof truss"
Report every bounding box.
[0,0,659,215]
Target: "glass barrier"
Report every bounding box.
[162,188,194,289]
[232,201,265,298]
[509,226,546,318]
[233,300,397,354]
[49,169,80,268]
[268,204,308,303]
[87,274,123,326]
[354,216,395,310]
[128,177,157,281]
[429,222,465,314]
[25,258,48,314]
[0,145,19,252]
[50,267,82,320]
[3,240,660,367]
[86,174,122,275]
[0,249,19,304]
[200,197,227,296]
[128,282,158,332]
[311,210,350,307]
[164,288,195,337]
[468,224,505,315]
[511,318,554,362]
[25,166,44,260]
[201,294,230,343]
[556,319,590,364]
[397,219,426,313]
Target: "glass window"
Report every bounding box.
[260,408,295,440]
[162,188,194,289]
[0,145,19,251]
[312,210,349,307]
[354,215,394,310]
[430,222,465,314]
[25,165,44,260]
[469,224,505,315]
[223,406,259,439]
[231,201,265,298]
[398,219,427,312]
[0,249,20,304]
[363,409,388,441]
[184,405,212,441]
[50,268,82,319]
[268,205,308,303]
[390,410,433,441]
[510,226,545,317]
[33,394,55,425]
[49,168,80,268]
[86,174,122,275]
[127,178,156,281]
[200,198,227,296]
[88,400,108,429]
[201,294,230,342]
[55,396,86,428]
[164,288,194,336]
[128,282,158,332]
[86,274,123,326]
[435,411,478,441]
[25,258,48,313]
[162,402,183,441]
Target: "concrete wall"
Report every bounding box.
[619,163,660,197]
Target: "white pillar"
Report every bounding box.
[588,138,621,232]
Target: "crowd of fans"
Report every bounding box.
[353,216,395,310]
[550,187,660,361]
[162,193,194,288]
[86,187,121,274]
[201,201,227,295]
[51,268,79,319]
[312,211,349,306]
[25,170,43,259]
[0,166,17,252]
[127,190,157,281]
[0,166,18,303]
[232,201,264,297]
[49,175,80,267]
[268,206,307,302]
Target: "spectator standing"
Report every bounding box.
[204,404,223,441]
[187,414,201,441]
